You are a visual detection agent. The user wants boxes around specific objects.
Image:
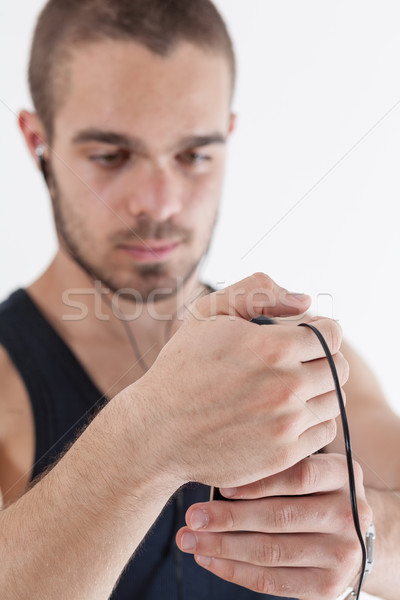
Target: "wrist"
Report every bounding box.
[115,381,186,496]
[335,522,375,600]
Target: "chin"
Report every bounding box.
[98,267,185,301]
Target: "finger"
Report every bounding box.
[262,356,348,431]
[303,390,343,427]
[192,557,345,599]
[184,495,345,534]
[248,319,343,367]
[192,494,371,537]
[296,418,337,457]
[220,453,350,499]
[177,529,339,568]
[194,272,311,320]
[302,352,349,396]
[299,317,343,360]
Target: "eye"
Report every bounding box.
[177,150,212,166]
[89,149,130,169]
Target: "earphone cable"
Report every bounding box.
[299,322,367,599]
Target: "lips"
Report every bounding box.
[119,240,180,262]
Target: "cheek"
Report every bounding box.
[185,171,223,221]
[54,169,118,241]
[55,154,114,211]
[52,148,118,212]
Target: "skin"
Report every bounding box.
[37,40,232,300]
[26,40,233,293]
[18,39,235,398]
[175,337,400,600]
[0,37,398,599]
[177,454,371,599]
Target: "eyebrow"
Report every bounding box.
[174,134,227,150]
[71,129,227,153]
[72,129,146,152]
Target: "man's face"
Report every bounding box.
[48,39,233,300]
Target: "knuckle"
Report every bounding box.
[221,558,236,583]
[278,380,297,406]
[273,502,294,529]
[359,499,373,531]
[223,506,236,530]
[334,539,360,567]
[335,352,350,385]
[251,272,272,290]
[254,539,282,566]
[346,541,362,566]
[268,372,303,412]
[272,413,298,441]
[323,319,342,355]
[255,569,276,594]
[256,477,271,498]
[265,340,288,368]
[339,505,356,528]
[297,458,320,491]
[318,573,342,599]
[212,535,224,558]
[352,460,365,488]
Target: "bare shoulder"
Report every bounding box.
[0,344,33,436]
[340,339,389,408]
[328,338,400,488]
[0,344,35,505]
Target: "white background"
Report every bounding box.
[0,5,398,597]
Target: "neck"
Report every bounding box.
[28,249,207,348]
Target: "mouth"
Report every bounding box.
[118,240,181,262]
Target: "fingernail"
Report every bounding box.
[196,555,212,566]
[287,293,308,301]
[220,487,237,497]
[181,531,197,550]
[190,508,208,530]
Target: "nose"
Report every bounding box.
[125,161,183,222]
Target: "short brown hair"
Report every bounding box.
[28,0,236,140]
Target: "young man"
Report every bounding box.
[0,1,398,599]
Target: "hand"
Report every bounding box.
[135,273,348,488]
[176,453,373,600]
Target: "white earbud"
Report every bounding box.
[35,143,45,158]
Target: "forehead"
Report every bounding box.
[53,39,232,146]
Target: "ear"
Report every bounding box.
[18,110,48,168]
[228,112,237,136]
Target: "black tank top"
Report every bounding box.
[0,288,292,600]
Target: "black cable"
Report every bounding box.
[252,316,368,597]
[299,322,367,599]
[174,491,185,600]
[37,149,50,186]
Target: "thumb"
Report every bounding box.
[195,272,311,320]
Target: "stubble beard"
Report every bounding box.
[49,175,217,303]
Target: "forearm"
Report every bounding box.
[363,487,400,600]
[0,387,180,600]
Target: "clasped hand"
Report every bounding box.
[141,273,348,489]
[176,454,373,600]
